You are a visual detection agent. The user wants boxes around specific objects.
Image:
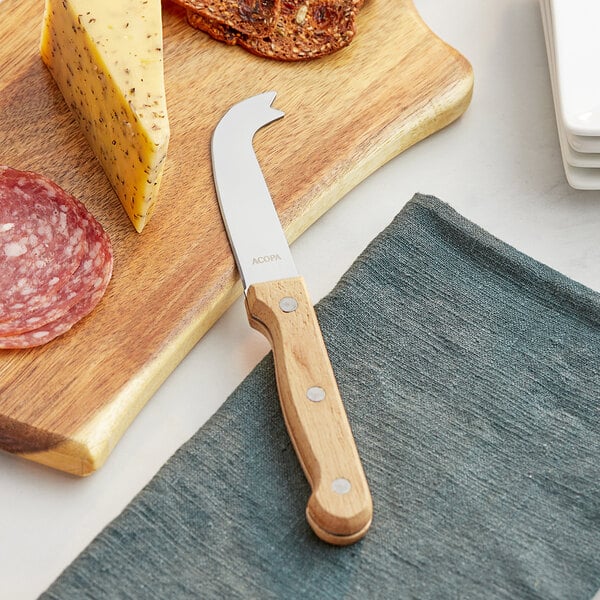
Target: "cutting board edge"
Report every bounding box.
[286,64,474,245]
[16,281,242,476]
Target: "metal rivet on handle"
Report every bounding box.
[279,296,298,313]
[306,386,326,402]
[332,478,352,495]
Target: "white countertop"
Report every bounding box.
[2,1,599,598]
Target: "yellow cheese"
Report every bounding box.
[40,0,170,232]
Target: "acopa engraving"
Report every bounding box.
[252,254,282,265]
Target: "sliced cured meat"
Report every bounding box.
[0,166,113,349]
[0,204,107,336]
[186,0,362,60]
[174,0,281,38]
[0,167,86,321]
[0,227,112,349]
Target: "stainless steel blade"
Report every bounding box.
[211,91,297,291]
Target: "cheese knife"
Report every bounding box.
[211,91,372,545]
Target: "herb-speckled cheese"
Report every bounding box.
[40,0,170,232]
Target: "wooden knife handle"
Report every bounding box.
[245,276,372,545]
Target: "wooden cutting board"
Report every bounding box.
[0,0,473,475]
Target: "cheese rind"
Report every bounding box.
[40,0,170,232]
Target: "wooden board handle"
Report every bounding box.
[245,276,372,545]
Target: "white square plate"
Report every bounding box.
[540,0,600,188]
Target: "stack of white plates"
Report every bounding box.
[540,0,600,189]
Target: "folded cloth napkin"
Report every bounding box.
[43,194,600,600]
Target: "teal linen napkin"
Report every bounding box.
[43,194,600,599]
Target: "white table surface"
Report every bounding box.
[2,1,599,598]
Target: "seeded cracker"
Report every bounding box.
[186,0,364,61]
[173,0,281,38]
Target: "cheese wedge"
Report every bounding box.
[40,0,170,232]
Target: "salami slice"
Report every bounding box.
[0,207,113,349]
[0,166,113,349]
[0,167,87,321]
[0,205,105,335]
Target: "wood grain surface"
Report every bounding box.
[0,0,473,475]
